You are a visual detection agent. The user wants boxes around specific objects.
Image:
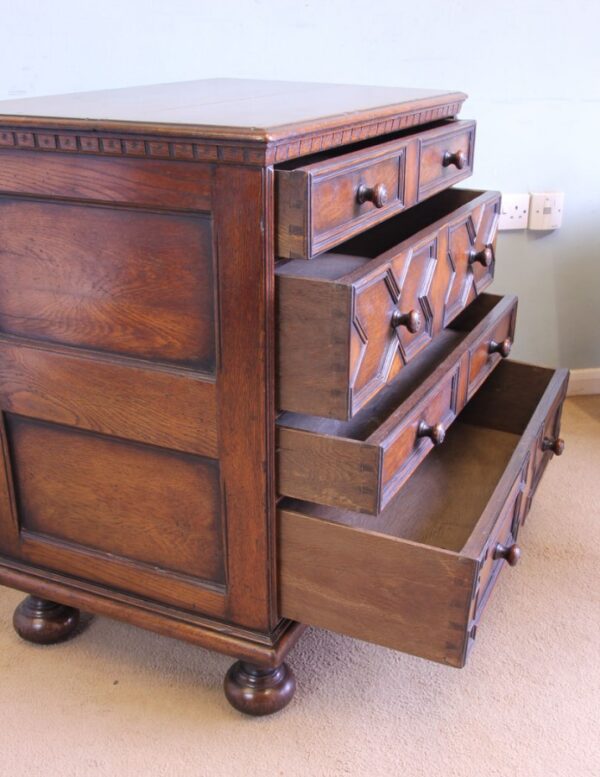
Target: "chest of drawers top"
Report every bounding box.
[0,78,466,162]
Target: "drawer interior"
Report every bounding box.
[274,119,452,171]
[331,188,489,260]
[284,422,516,554]
[278,292,502,442]
[276,188,486,278]
[279,359,567,665]
[281,360,559,555]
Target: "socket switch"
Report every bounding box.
[528,192,564,230]
[498,193,530,231]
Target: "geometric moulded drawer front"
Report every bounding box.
[0,198,216,370]
[277,294,517,514]
[3,414,224,585]
[277,188,500,420]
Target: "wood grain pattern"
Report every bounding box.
[0,338,218,456]
[0,198,216,369]
[276,120,476,259]
[277,189,500,419]
[279,361,568,666]
[7,414,224,582]
[277,294,517,514]
[0,150,212,209]
[279,507,477,666]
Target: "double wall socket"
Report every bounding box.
[498,192,565,231]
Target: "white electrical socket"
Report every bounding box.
[528,192,564,230]
[498,193,530,231]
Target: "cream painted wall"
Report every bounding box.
[1,0,598,367]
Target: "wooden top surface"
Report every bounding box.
[0,79,466,143]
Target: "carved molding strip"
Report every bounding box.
[0,128,266,165]
[270,101,464,162]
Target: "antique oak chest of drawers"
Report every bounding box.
[0,79,567,715]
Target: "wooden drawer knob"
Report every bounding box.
[442,149,467,169]
[488,338,512,358]
[391,308,422,334]
[493,542,521,567]
[542,436,565,455]
[356,182,388,208]
[469,245,494,267]
[417,420,446,446]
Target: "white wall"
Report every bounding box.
[1,0,599,368]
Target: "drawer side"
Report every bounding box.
[279,509,476,667]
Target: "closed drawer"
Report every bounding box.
[277,293,517,515]
[279,361,569,667]
[276,120,475,259]
[277,188,500,419]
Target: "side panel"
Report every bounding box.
[0,147,278,634]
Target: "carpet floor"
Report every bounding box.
[0,396,598,777]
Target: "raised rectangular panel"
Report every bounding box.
[5,414,225,584]
[0,198,216,370]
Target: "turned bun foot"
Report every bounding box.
[13,596,80,645]
[224,661,296,716]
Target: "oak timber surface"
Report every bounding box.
[0,79,465,141]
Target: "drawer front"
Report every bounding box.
[277,295,517,515]
[466,302,517,399]
[472,463,526,620]
[378,365,460,505]
[276,120,475,259]
[277,189,500,420]
[312,153,403,241]
[418,124,475,200]
[443,195,498,326]
[279,363,569,667]
[523,379,568,522]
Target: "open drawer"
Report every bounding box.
[279,360,569,667]
[276,119,476,259]
[278,293,517,515]
[277,188,500,419]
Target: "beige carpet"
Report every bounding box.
[0,396,599,777]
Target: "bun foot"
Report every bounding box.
[224,661,295,716]
[13,596,80,645]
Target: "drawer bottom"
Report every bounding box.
[279,361,568,667]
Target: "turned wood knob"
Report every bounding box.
[442,149,467,169]
[488,338,512,358]
[542,436,565,455]
[417,420,446,446]
[356,182,388,208]
[493,542,521,566]
[469,245,494,267]
[391,308,421,334]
